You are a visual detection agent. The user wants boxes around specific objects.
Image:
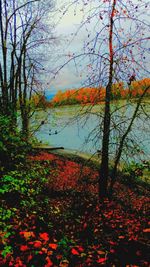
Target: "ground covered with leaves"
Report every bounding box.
[0,152,150,266]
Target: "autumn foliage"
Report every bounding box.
[1,152,149,266]
[51,78,150,106]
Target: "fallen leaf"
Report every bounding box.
[49,243,58,250]
[20,245,28,251]
[143,228,150,233]
[39,232,49,241]
[33,240,42,248]
[97,257,107,263]
[97,250,105,255]
[71,248,79,255]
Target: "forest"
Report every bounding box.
[0,0,150,266]
[51,78,150,106]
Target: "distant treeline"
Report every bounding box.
[32,78,150,107]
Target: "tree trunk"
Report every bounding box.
[99,0,116,199]
[22,111,29,139]
[99,83,111,198]
[109,85,150,196]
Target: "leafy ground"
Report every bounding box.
[0,152,150,266]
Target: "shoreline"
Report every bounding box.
[33,145,101,167]
[33,144,150,185]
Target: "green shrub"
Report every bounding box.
[122,160,150,185]
[0,115,31,170]
[0,163,50,254]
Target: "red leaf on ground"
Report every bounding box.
[27,254,33,262]
[44,256,53,267]
[77,246,84,252]
[33,240,42,248]
[19,231,35,239]
[83,223,87,229]
[143,228,150,233]
[39,232,49,242]
[49,243,58,250]
[71,248,79,255]
[20,245,28,251]
[97,257,107,263]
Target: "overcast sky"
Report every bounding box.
[46,0,101,92]
[46,0,150,93]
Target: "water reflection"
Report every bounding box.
[31,102,150,161]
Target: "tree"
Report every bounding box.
[56,0,150,198]
[0,0,55,138]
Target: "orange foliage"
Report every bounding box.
[130,78,150,97]
[51,78,150,106]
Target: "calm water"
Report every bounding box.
[32,101,150,161]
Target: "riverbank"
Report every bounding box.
[1,149,150,266]
[33,145,100,165]
[33,145,150,186]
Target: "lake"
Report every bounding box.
[32,100,150,162]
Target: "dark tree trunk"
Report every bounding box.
[21,110,29,139]
[109,85,150,196]
[99,0,116,199]
[99,83,111,198]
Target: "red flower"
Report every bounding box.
[39,232,49,242]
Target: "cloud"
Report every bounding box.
[47,0,150,91]
[49,63,85,91]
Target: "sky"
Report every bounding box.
[45,0,150,94]
[46,0,88,93]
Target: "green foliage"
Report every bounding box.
[0,161,51,256]
[58,236,75,258]
[0,175,26,195]
[0,164,48,204]
[30,93,51,109]
[0,114,31,170]
[122,160,150,185]
[1,245,13,258]
[0,207,15,224]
